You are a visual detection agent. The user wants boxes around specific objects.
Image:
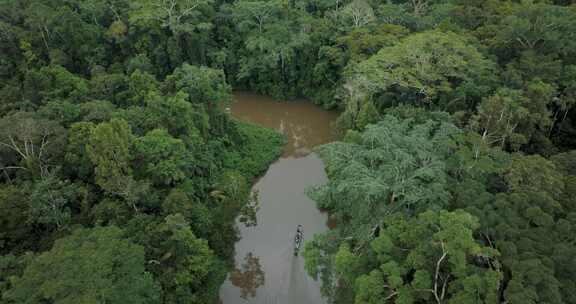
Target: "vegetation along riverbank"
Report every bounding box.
[1,0,576,303]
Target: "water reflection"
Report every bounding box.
[229,253,265,299]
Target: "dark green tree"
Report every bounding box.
[134,128,194,186]
[4,226,161,304]
[355,210,501,304]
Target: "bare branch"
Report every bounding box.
[433,241,448,304]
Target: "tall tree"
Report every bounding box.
[230,0,311,97]
[4,226,161,304]
[470,88,529,150]
[126,214,221,304]
[340,0,374,29]
[454,153,576,303]
[134,128,194,186]
[355,210,501,304]
[28,172,79,229]
[346,31,496,116]
[130,0,213,34]
[0,112,66,178]
[87,118,149,211]
[87,118,133,194]
[304,113,462,298]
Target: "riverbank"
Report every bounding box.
[224,121,285,180]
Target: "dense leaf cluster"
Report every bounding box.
[1,0,576,303]
[0,1,284,303]
[305,113,576,304]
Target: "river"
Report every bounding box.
[219,92,338,304]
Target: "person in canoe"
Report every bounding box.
[294,225,304,256]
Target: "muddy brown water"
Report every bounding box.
[219,92,338,304]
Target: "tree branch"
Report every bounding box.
[433,241,448,304]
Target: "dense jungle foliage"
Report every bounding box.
[0,0,575,303]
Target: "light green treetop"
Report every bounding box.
[4,226,161,304]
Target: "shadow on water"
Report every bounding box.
[219,93,337,304]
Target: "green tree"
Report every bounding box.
[305,113,462,298]
[336,24,409,63]
[355,210,501,304]
[121,90,205,141]
[130,0,213,34]
[37,100,81,127]
[470,88,529,150]
[64,122,96,179]
[23,65,88,104]
[340,0,375,29]
[231,0,311,98]
[134,128,193,186]
[0,186,31,252]
[29,172,79,229]
[4,226,161,304]
[0,112,66,178]
[493,1,576,57]
[165,63,231,105]
[232,0,281,34]
[0,253,35,300]
[87,118,149,211]
[79,100,116,123]
[346,31,496,114]
[505,154,564,198]
[126,214,222,304]
[87,118,133,194]
[311,114,458,221]
[454,153,575,303]
[127,70,159,106]
[161,188,212,238]
[89,72,129,106]
[470,80,557,153]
